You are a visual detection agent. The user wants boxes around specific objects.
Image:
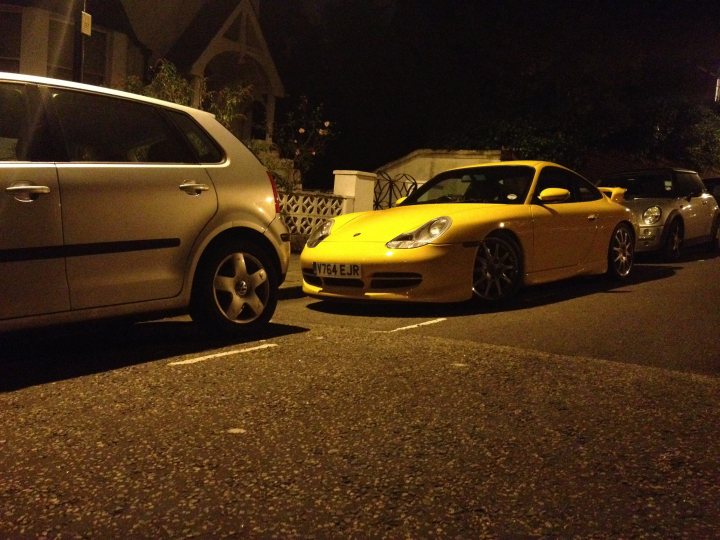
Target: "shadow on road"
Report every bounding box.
[0,319,308,392]
[306,261,678,319]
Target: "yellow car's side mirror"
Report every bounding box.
[538,187,571,203]
[394,196,407,206]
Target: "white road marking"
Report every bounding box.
[168,343,278,366]
[379,318,447,333]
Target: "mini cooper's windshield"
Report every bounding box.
[598,173,676,199]
[402,165,535,206]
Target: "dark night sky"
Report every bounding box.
[260,1,720,186]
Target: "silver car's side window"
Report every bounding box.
[676,173,704,198]
[0,84,26,161]
[167,111,224,164]
[49,89,196,163]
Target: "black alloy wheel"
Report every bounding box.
[662,220,683,261]
[709,217,720,253]
[472,235,522,302]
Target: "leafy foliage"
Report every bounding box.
[126,61,252,136]
[275,95,335,177]
[264,0,720,179]
[205,84,254,135]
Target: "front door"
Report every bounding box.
[675,172,716,240]
[529,166,600,272]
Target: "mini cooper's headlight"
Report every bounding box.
[642,205,662,225]
[306,219,334,247]
[386,216,452,249]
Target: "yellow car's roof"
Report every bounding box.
[442,160,569,174]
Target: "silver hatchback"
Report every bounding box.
[0,72,290,336]
[598,168,720,260]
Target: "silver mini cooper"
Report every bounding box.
[0,72,290,336]
[598,168,720,260]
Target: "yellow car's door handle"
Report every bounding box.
[587,214,599,221]
[179,181,210,195]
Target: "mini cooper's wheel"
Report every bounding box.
[607,223,635,280]
[662,219,683,261]
[472,235,522,302]
[191,240,278,336]
[708,217,720,253]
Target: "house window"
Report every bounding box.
[83,29,107,85]
[0,10,21,73]
[47,18,74,80]
[47,17,107,84]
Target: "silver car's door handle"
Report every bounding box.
[6,184,51,195]
[179,181,210,195]
[6,183,51,202]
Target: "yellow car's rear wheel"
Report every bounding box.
[472,235,522,302]
[607,223,635,280]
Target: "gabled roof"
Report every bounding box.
[164,0,283,97]
[165,0,239,72]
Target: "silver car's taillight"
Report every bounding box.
[267,171,281,214]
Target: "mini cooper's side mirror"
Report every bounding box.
[394,196,407,206]
[538,187,571,203]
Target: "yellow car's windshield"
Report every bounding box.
[403,165,534,205]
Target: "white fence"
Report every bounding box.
[279,190,345,244]
[279,170,409,251]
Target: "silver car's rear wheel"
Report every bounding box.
[191,240,277,335]
[607,223,634,280]
[472,235,522,302]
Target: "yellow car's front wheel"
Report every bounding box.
[472,235,522,303]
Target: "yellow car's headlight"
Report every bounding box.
[642,205,662,225]
[306,219,334,247]
[386,216,452,249]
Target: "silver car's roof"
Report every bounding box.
[0,71,214,120]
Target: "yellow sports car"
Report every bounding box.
[301,161,635,303]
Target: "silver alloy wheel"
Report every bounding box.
[472,236,521,301]
[212,252,270,323]
[609,224,634,278]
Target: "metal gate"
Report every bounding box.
[373,172,418,210]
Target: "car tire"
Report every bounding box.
[708,217,720,253]
[607,222,635,280]
[471,234,522,302]
[662,219,683,261]
[190,239,278,337]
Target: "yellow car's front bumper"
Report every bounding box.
[300,242,477,303]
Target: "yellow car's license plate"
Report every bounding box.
[313,262,362,278]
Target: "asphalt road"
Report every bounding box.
[1,249,718,537]
[283,248,720,377]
